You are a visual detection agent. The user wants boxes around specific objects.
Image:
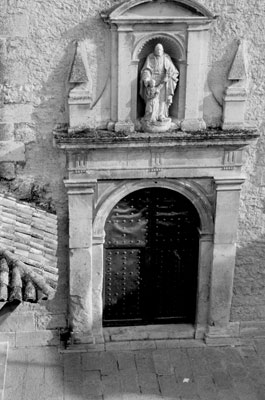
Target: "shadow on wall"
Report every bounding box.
[11,18,111,321]
[203,39,240,127]
[232,235,265,322]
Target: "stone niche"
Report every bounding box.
[55,0,258,348]
[101,0,213,132]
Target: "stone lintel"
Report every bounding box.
[109,17,214,26]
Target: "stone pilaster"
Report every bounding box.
[181,26,209,131]
[195,233,213,339]
[207,178,244,340]
[64,179,96,344]
[115,25,135,132]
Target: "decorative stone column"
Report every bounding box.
[207,178,244,342]
[64,179,96,344]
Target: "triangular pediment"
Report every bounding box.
[103,0,214,21]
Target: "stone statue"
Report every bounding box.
[144,79,163,123]
[140,43,179,132]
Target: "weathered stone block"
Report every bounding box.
[181,118,206,131]
[15,330,60,347]
[0,123,14,141]
[214,189,241,244]
[0,104,33,123]
[0,141,25,162]
[210,243,237,327]
[114,121,135,133]
[0,333,16,347]
[69,248,93,335]
[14,123,36,143]
[69,193,93,249]
[0,162,15,180]
[0,311,35,332]
[35,313,66,330]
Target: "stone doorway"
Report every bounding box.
[103,187,200,327]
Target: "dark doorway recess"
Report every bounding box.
[103,187,200,327]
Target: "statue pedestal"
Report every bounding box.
[142,118,171,133]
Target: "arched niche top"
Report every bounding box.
[93,179,214,239]
[102,0,215,24]
[133,33,185,62]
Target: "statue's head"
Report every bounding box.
[154,43,164,57]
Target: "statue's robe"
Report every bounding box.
[140,52,179,119]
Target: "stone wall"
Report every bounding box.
[0,0,265,336]
[199,0,265,322]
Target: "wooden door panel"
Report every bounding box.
[103,188,199,327]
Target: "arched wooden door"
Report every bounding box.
[103,188,200,327]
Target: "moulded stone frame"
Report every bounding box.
[63,171,247,345]
[91,178,214,342]
[56,127,259,345]
[103,0,215,131]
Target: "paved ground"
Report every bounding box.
[3,340,265,400]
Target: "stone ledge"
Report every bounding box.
[0,330,61,348]
[240,321,265,338]
[104,324,195,342]
[205,337,242,347]
[54,127,259,151]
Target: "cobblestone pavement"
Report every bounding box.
[4,340,265,400]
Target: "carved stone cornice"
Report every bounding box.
[54,127,258,151]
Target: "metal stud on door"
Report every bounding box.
[103,188,200,327]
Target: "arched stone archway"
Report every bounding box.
[91,179,214,341]
[93,179,213,238]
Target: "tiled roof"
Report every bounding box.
[0,194,58,303]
